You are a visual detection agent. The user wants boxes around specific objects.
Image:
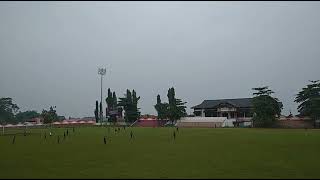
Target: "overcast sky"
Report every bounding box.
[1,2,319,118]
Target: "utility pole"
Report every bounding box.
[98,67,106,126]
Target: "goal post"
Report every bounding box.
[1,126,29,136]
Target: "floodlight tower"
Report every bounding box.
[98,67,106,125]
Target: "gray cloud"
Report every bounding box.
[1,2,319,117]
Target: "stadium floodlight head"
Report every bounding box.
[98,68,106,76]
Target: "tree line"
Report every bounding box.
[94,87,187,126]
[94,88,141,124]
[251,80,319,127]
[0,99,60,124]
[154,87,187,125]
[1,80,319,127]
[153,80,319,128]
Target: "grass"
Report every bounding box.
[0,127,320,179]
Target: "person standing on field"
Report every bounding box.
[130,131,134,139]
[12,135,16,144]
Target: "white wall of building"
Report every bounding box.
[179,117,227,123]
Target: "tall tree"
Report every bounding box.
[252,86,283,127]
[112,91,117,109]
[105,107,108,119]
[157,94,161,105]
[111,91,117,124]
[126,89,132,107]
[94,100,99,123]
[41,106,58,124]
[154,95,169,126]
[118,89,140,123]
[0,97,19,124]
[105,89,119,122]
[154,95,169,120]
[295,80,320,123]
[167,87,187,124]
[155,95,162,119]
[132,89,141,121]
[106,88,113,113]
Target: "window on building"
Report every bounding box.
[205,110,216,117]
[194,111,201,116]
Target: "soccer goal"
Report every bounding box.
[1,126,30,136]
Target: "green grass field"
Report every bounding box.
[0,127,320,179]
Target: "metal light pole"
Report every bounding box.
[98,67,106,125]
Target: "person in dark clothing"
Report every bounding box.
[12,135,16,144]
[176,127,179,132]
[44,133,46,140]
[67,129,69,136]
[104,136,107,144]
[130,131,133,139]
[173,131,176,140]
[64,132,66,139]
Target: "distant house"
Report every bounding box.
[26,117,43,124]
[191,98,254,127]
[135,115,166,127]
[277,116,313,128]
[176,117,226,128]
[192,98,253,119]
[140,114,158,119]
[58,116,65,121]
[52,117,96,127]
[105,107,124,124]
